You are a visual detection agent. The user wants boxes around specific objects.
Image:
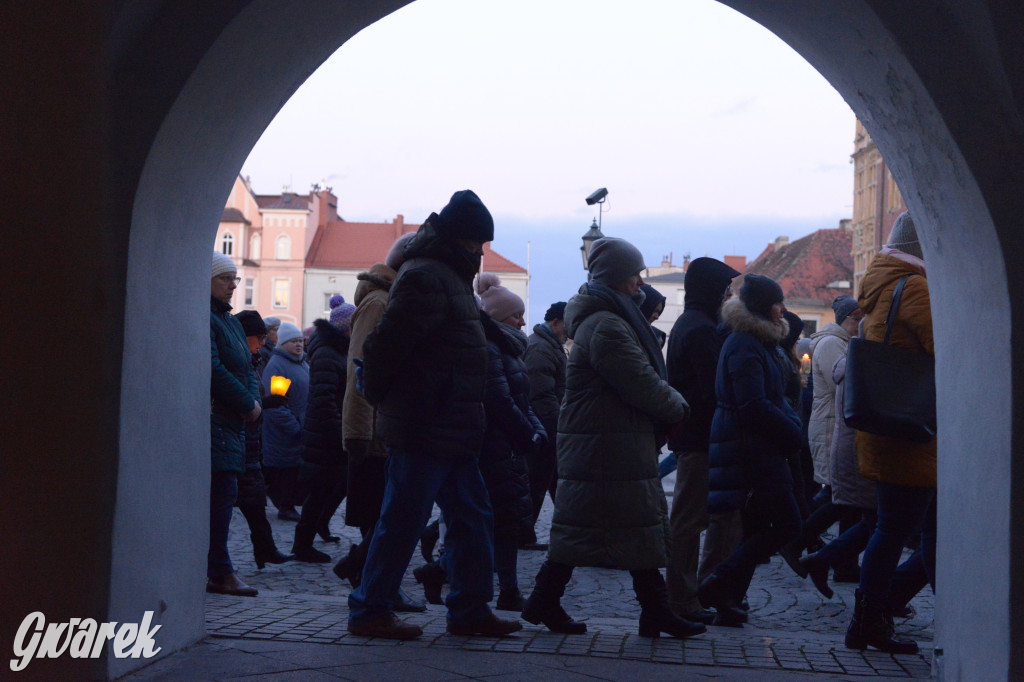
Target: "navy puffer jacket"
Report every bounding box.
[301,318,349,467]
[708,297,801,512]
[480,314,544,534]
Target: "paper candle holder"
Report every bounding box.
[270,375,291,396]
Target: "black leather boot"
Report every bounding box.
[798,552,834,599]
[522,561,587,634]
[420,518,440,563]
[292,525,331,563]
[413,561,446,605]
[696,574,746,627]
[632,569,706,639]
[845,589,919,654]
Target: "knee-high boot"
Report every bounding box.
[632,569,706,639]
[521,561,586,634]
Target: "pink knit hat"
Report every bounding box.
[476,273,523,322]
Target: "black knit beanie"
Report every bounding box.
[435,190,494,242]
[235,310,266,337]
[544,301,567,322]
[739,274,784,319]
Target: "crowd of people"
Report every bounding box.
[207,192,935,653]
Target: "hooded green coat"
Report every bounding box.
[549,288,689,570]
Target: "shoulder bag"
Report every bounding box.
[843,274,936,444]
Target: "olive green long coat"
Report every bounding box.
[548,289,689,570]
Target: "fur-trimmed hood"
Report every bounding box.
[721,296,789,346]
[354,262,396,306]
[307,318,350,357]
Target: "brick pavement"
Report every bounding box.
[199,473,934,679]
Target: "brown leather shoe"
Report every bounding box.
[206,573,258,597]
[348,612,422,640]
[447,612,523,636]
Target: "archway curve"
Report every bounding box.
[118,1,1020,679]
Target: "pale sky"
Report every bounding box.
[241,0,856,323]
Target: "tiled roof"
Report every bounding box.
[743,228,854,304]
[256,194,310,211]
[221,207,249,224]
[645,272,687,283]
[306,220,526,273]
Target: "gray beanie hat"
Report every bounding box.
[832,295,860,324]
[385,232,416,270]
[263,316,281,330]
[888,211,923,259]
[587,237,646,287]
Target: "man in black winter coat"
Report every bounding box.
[346,190,522,641]
[664,257,740,624]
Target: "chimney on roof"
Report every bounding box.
[775,236,790,249]
[683,253,691,271]
[661,252,673,267]
[394,214,404,239]
[839,218,852,231]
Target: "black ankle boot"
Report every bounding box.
[255,549,294,569]
[332,547,364,588]
[845,589,919,654]
[413,561,446,605]
[496,587,525,612]
[799,552,834,599]
[420,518,440,563]
[632,569,705,639]
[696,574,746,627]
[522,561,587,634]
[292,525,331,562]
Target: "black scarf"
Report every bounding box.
[584,281,667,379]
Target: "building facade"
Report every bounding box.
[851,119,907,294]
[215,176,527,327]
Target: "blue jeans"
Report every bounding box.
[715,489,801,595]
[348,449,495,627]
[859,482,936,608]
[816,509,876,568]
[208,471,238,578]
[658,452,677,479]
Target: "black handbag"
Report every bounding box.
[843,274,936,444]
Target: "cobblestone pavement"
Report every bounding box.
[194,472,935,679]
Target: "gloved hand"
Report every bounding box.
[531,429,548,449]
[345,438,371,465]
[262,394,288,410]
[353,358,365,395]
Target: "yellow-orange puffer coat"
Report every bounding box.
[855,249,936,487]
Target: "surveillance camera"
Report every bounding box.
[585,187,608,206]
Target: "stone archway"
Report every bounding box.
[3,1,1021,679]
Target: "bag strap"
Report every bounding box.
[883,274,913,345]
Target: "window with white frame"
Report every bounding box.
[220,232,234,255]
[275,234,290,260]
[244,278,255,307]
[250,234,261,260]
[273,279,289,308]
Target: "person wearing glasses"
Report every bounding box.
[208,251,261,596]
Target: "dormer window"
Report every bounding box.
[220,232,234,256]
